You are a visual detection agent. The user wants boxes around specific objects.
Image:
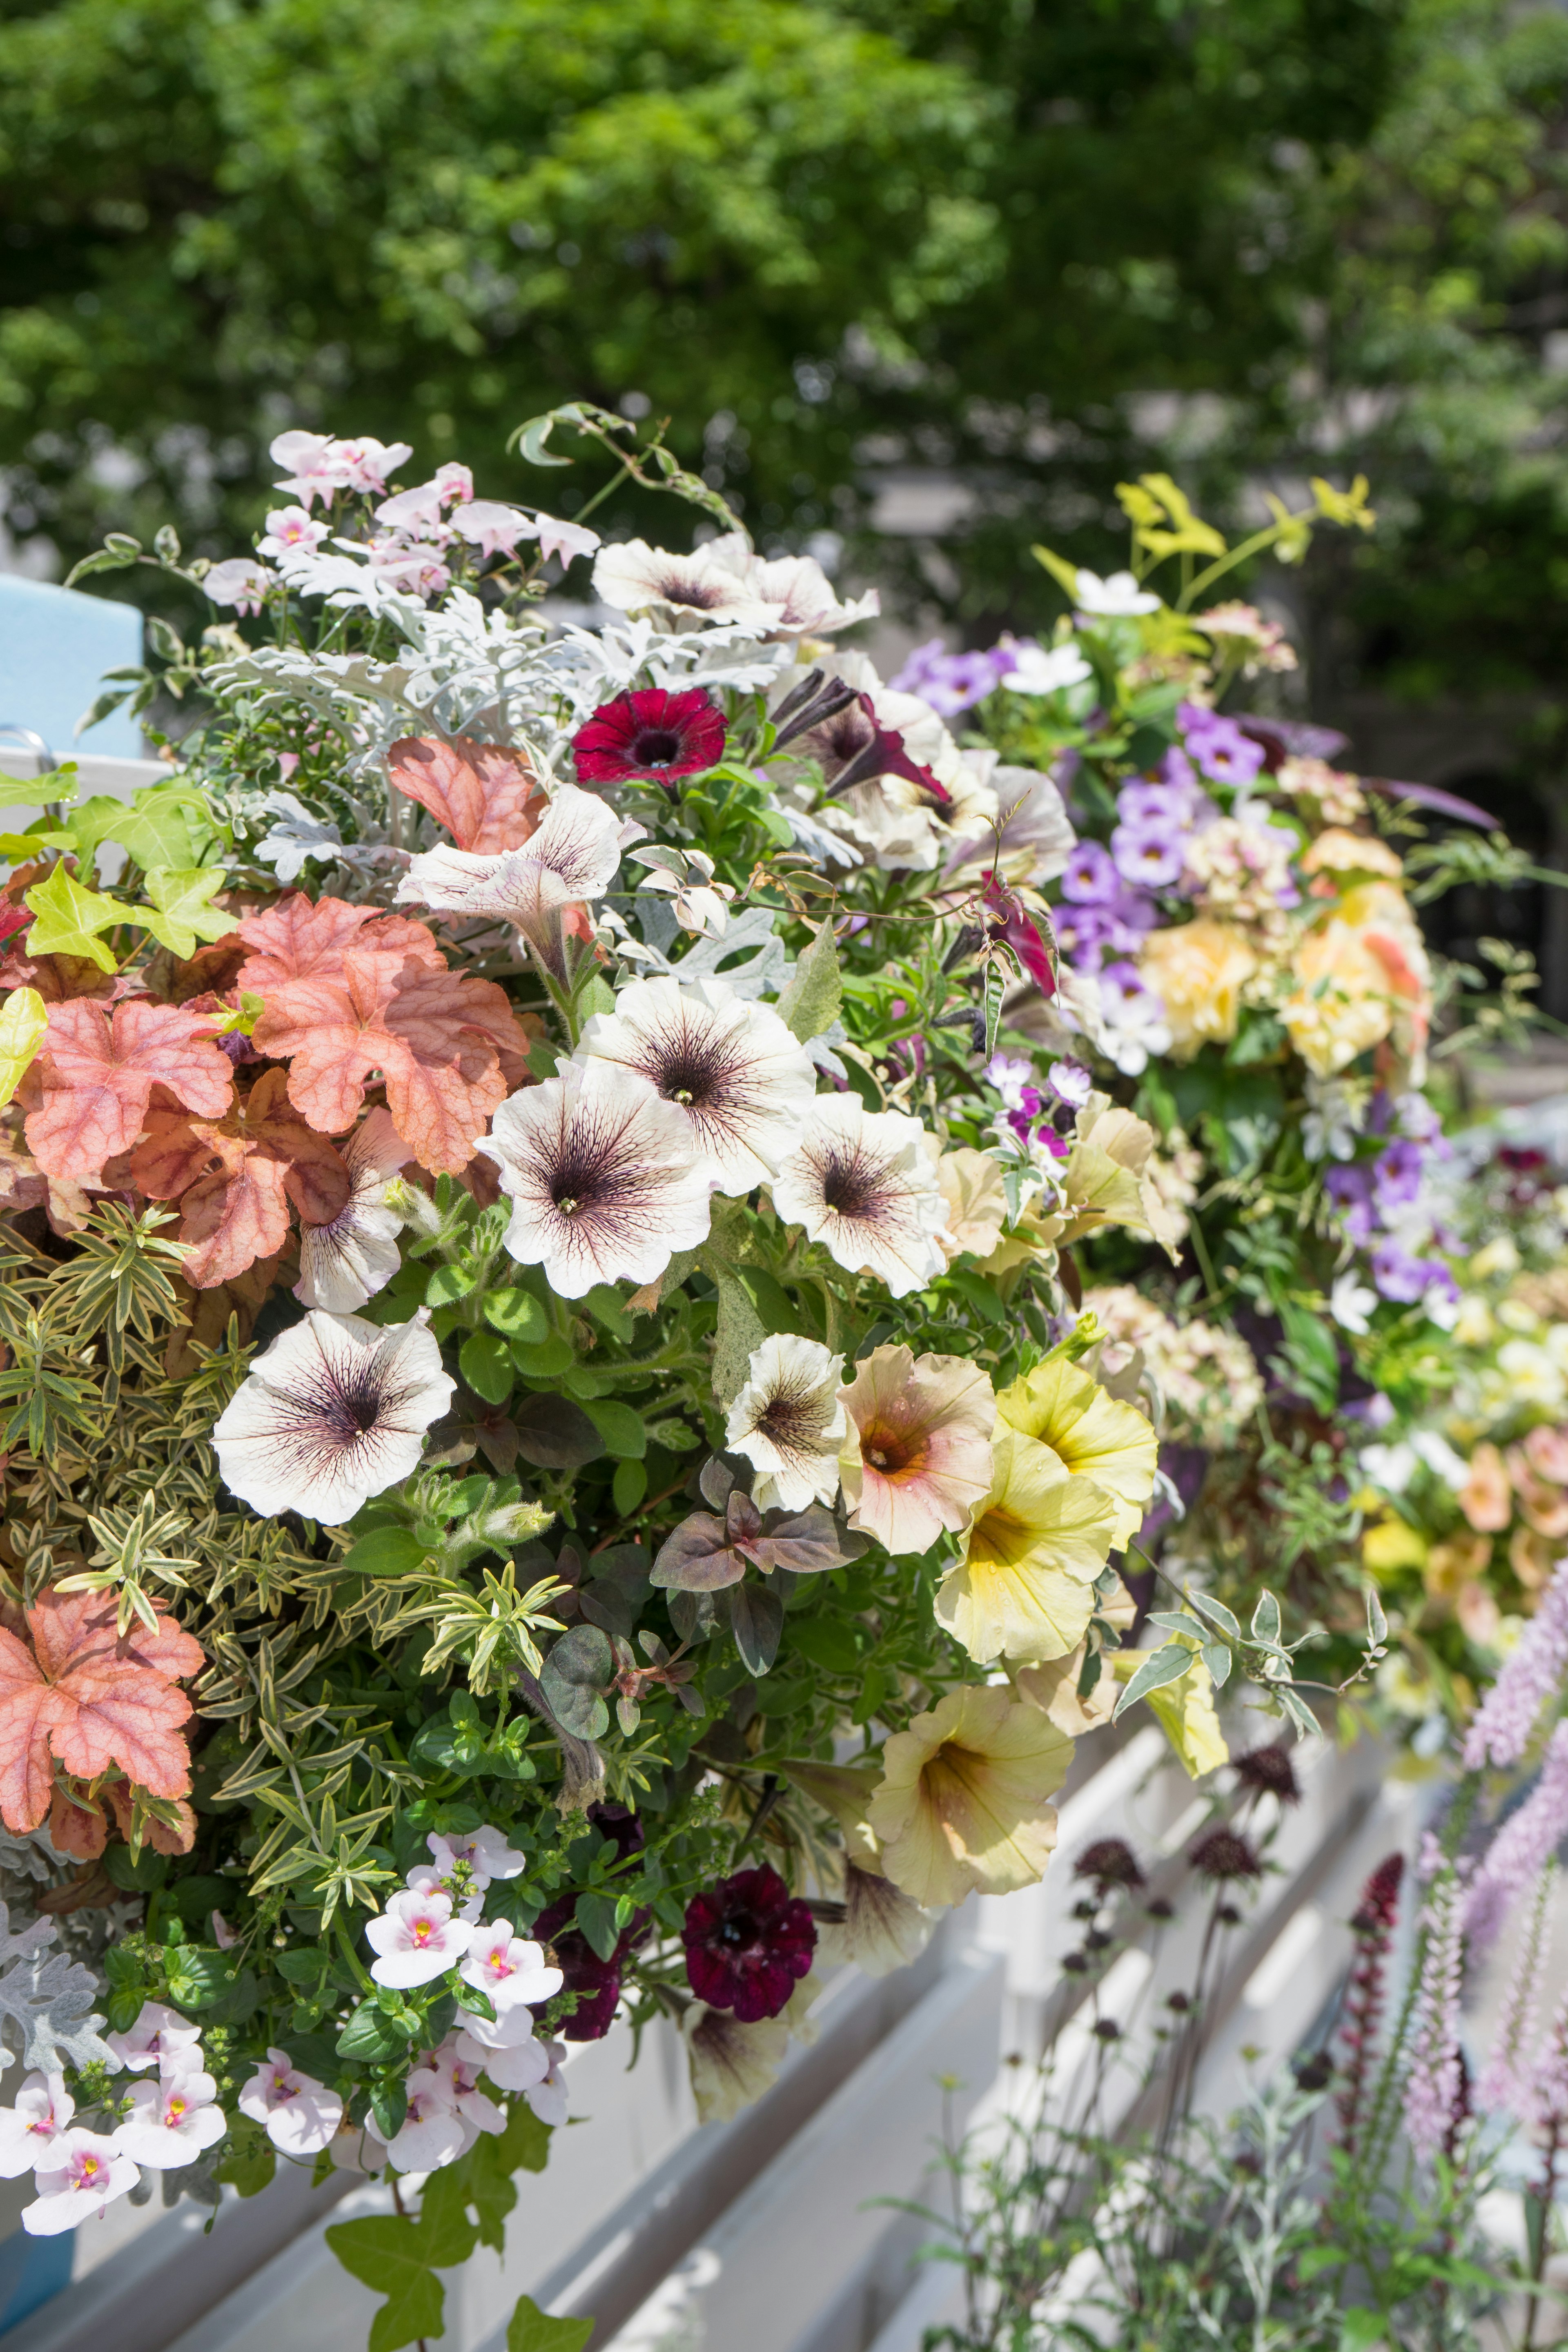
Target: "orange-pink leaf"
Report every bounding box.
[388,734,546,854]
[20,998,233,1183]
[0,1591,205,1834]
[253,945,530,1174]
[126,1065,352,1289]
[234,894,442,993]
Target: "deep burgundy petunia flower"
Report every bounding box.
[571,688,726,785]
[531,1894,650,2041]
[682,1862,817,2022]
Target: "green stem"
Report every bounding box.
[336,1912,375,1995]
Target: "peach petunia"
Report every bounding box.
[838,1346,996,1556]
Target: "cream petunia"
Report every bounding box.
[482,1063,713,1299]
[838,1345,996,1555]
[867,1685,1073,1908]
[770,1098,947,1297]
[725,1334,847,1512]
[397,783,639,975]
[294,1107,407,1314]
[574,973,817,1194]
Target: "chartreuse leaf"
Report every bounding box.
[1031,542,1083,601]
[108,782,216,871]
[508,2297,593,2352]
[0,765,78,813]
[138,867,235,958]
[22,863,125,970]
[0,988,47,1107]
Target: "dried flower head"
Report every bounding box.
[1187,1826,1262,1885]
[1074,1838,1146,1894]
[1231,1741,1301,1807]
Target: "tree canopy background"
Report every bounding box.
[0,0,1565,744]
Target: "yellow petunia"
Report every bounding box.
[935,1423,1117,1664]
[867,1684,1074,1908]
[994,1356,1157,1550]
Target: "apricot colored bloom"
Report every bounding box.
[1459,1441,1512,1534]
[1138,918,1259,1058]
[994,1356,1157,1549]
[838,1346,996,1555]
[867,1684,1073,1908]
[937,1425,1118,1665]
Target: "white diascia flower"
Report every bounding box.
[212,1308,454,1522]
[404,1862,484,1924]
[0,2072,72,2177]
[704,534,880,635]
[397,783,640,973]
[237,2049,345,2157]
[483,1064,713,1299]
[369,2071,469,2173]
[425,2038,507,2139]
[771,1098,949,1297]
[114,2065,227,2169]
[365,1887,475,1989]
[454,2006,549,2091]
[998,641,1092,695]
[1074,568,1161,617]
[523,2036,570,2126]
[294,1108,408,1314]
[22,2130,139,2235]
[105,2000,202,2075]
[592,539,776,630]
[426,1822,527,1886]
[574,975,817,1194]
[725,1334,847,1511]
[459,1922,563,2011]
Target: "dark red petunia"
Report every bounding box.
[571,688,726,785]
[532,1893,650,2042]
[798,692,951,809]
[980,872,1056,998]
[682,1862,816,2022]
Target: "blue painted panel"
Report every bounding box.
[0,2222,73,2334]
[0,577,144,761]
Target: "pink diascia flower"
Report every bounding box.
[405,1862,483,1924]
[105,2000,202,2075]
[523,2036,570,2127]
[269,430,339,506]
[534,513,601,566]
[371,2075,469,2173]
[459,1922,564,2012]
[332,437,414,495]
[114,2067,227,2170]
[452,500,530,559]
[203,557,277,617]
[455,2005,550,2092]
[23,2130,139,2235]
[425,2038,506,2137]
[257,505,330,560]
[375,479,448,534]
[0,2071,72,2177]
[365,1888,475,1988]
[434,461,474,505]
[427,1824,527,1886]
[237,2049,345,2157]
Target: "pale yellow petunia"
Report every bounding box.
[868,1684,1074,1908]
[994,1355,1157,1550]
[935,1423,1117,1664]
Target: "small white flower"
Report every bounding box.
[371,2074,470,2172]
[427,1824,527,1885]
[213,1307,454,1523]
[237,2049,345,2158]
[771,1098,949,1297]
[592,540,776,629]
[1329,1272,1378,1336]
[397,783,641,974]
[454,2005,551,2093]
[1074,568,1160,617]
[726,1335,847,1510]
[22,2129,139,2236]
[998,642,1092,695]
[294,1109,408,1314]
[365,1888,475,1989]
[405,1863,484,1924]
[483,1063,713,1299]
[524,2036,570,2127]
[704,535,880,635]
[423,2037,507,2137]
[575,975,818,1195]
[459,1922,563,2012]
[0,2072,72,2178]
[533,512,601,566]
[105,2001,202,2076]
[203,557,278,617]
[114,2068,227,2170]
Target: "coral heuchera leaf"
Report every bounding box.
[388,734,548,854]
[0,1588,203,1835]
[21,996,234,1181]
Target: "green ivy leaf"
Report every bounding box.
[325,2215,448,2352]
[138,865,236,958]
[22,862,124,970]
[508,2296,593,2352]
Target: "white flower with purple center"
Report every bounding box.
[397,782,642,975]
[366,1887,475,1989]
[483,1063,714,1299]
[0,2072,72,2178]
[725,1333,847,1512]
[237,2050,344,2157]
[1085,962,1172,1078]
[212,1307,454,1522]
[114,2066,227,2170]
[105,2000,203,2076]
[592,539,777,629]
[294,1108,408,1315]
[771,1098,948,1298]
[1047,1058,1093,1109]
[459,1922,563,2012]
[22,2130,139,2236]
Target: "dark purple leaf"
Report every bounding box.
[730,1582,784,1677]
[512,1394,606,1469]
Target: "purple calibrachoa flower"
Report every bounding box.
[1110,823,1185,889]
[1370,1241,1450,1305]
[1178,702,1267,788]
[1060,840,1120,904]
[1047,1057,1093,1108]
[1372,1138,1425,1209]
[1465,1556,1568,1769]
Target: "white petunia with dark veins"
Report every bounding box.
[294,1108,408,1314]
[212,1307,454,1521]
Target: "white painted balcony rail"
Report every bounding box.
[4,1722,1423,2352]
